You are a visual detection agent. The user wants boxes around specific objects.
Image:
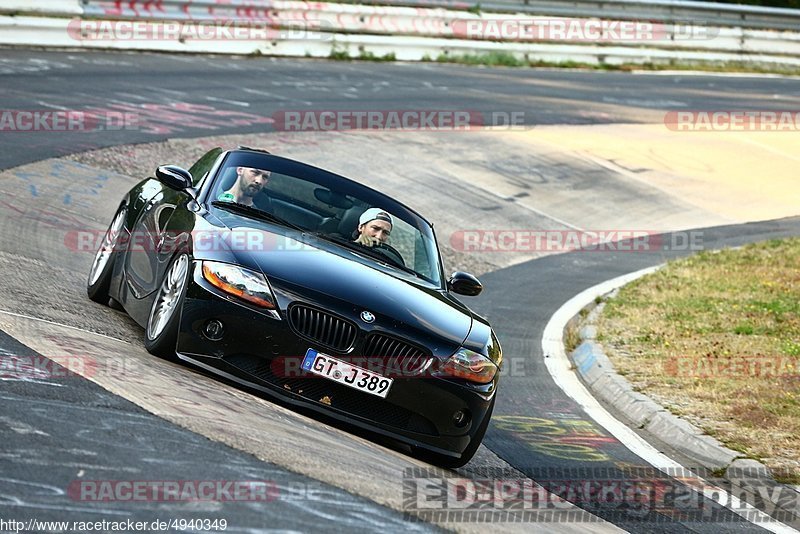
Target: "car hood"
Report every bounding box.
[205,220,475,348]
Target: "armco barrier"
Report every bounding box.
[78,1,800,57]
[4,14,800,67]
[1,0,800,66]
[76,0,800,31]
[1,0,82,16]
[463,0,800,32]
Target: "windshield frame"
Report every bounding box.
[200,149,445,288]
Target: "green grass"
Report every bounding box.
[424,54,800,76]
[597,237,800,483]
[325,47,800,76]
[328,47,396,62]
[564,323,582,353]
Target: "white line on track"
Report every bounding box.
[114,92,149,101]
[630,70,800,80]
[240,87,313,106]
[205,96,251,107]
[35,101,70,111]
[542,266,799,533]
[148,87,188,97]
[0,377,64,387]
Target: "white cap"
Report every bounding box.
[359,208,393,226]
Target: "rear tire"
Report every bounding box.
[87,206,126,305]
[413,397,495,469]
[144,253,190,360]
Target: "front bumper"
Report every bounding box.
[176,263,496,457]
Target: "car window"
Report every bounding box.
[208,152,442,286]
[188,147,224,186]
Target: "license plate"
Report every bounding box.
[301,348,393,399]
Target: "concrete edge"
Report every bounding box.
[564,270,800,520]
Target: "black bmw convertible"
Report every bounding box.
[87,146,502,467]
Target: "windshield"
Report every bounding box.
[207,151,443,286]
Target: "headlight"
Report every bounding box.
[441,348,498,384]
[202,261,276,309]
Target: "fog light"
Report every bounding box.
[452,410,471,428]
[203,319,224,341]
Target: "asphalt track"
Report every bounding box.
[2,49,800,170]
[1,49,799,532]
[0,331,437,533]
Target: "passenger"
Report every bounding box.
[354,208,393,247]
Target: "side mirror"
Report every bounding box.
[447,271,483,296]
[156,165,193,191]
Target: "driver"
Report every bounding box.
[354,208,393,247]
[218,167,270,206]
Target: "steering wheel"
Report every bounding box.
[374,243,405,267]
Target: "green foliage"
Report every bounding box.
[436,51,525,66]
[466,3,482,14]
[328,47,396,62]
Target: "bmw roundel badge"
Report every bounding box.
[360,311,375,323]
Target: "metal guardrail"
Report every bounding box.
[433,0,800,31]
[1,0,800,67]
[0,0,82,16]
[73,0,800,57]
[75,0,800,31]
[2,0,799,31]
[331,0,800,31]
[62,0,800,57]
[3,13,800,67]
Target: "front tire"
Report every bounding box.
[144,253,190,359]
[87,206,126,304]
